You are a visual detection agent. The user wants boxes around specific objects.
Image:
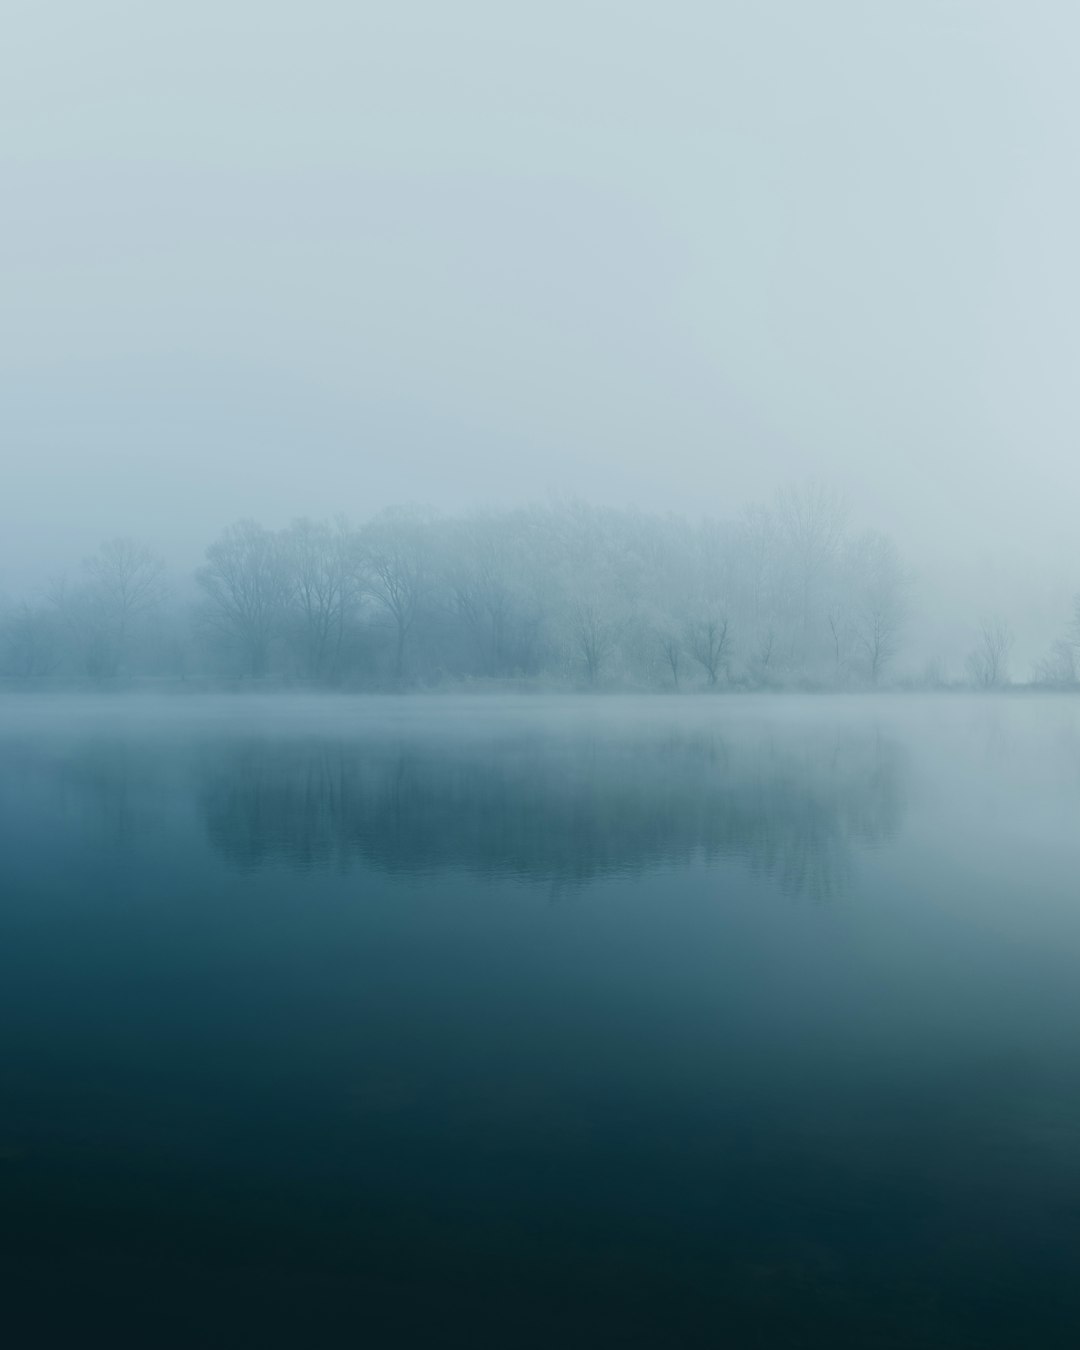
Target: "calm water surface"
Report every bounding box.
[3,694,1080,1347]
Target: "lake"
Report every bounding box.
[3,694,1080,1347]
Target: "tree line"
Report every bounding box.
[1035,600,1080,687]
[0,485,915,688]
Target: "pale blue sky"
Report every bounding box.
[3,2,1078,660]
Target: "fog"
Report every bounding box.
[4,2,1080,674]
[8,16,1080,1337]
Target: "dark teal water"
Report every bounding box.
[3,695,1080,1348]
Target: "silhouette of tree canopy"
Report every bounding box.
[1,486,918,688]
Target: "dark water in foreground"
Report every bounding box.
[3,694,1080,1348]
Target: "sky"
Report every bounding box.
[3,1,1079,664]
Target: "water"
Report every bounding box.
[3,694,1080,1348]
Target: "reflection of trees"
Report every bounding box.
[200,727,904,897]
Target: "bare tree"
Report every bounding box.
[851,532,908,685]
[1034,638,1078,686]
[966,617,1014,688]
[85,537,166,629]
[42,540,162,677]
[540,501,638,686]
[1034,595,1080,685]
[745,626,777,687]
[570,597,622,685]
[826,608,850,682]
[775,480,849,667]
[680,520,735,687]
[2,484,922,689]
[632,514,693,691]
[685,614,731,686]
[443,512,542,677]
[198,521,293,676]
[47,538,167,676]
[285,517,363,680]
[362,507,434,681]
[657,629,682,689]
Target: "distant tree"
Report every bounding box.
[443,512,542,677]
[825,606,854,683]
[198,521,293,676]
[543,502,642,686]
[630,513,692,690]
[361,507,434,681]
[775,480,848,669]
[657,628,683,689]
[744,626,777,687]
[84,537,167,673]
[568,597,618,685]
[1033,594,1080,685]
[733,505,783,677]
[85,537,166,631]
[46,537,167,677]
[679,520,735,687]
[1033,638,1078,686]
[685,614,731,686]
[966,617,1014,688]
[284,517,363,680]
[1,483,920,690]
[850,532,908,684]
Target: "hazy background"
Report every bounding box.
[3,1,1077,664]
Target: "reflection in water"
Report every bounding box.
[13,700,1080,1347]
[0,714,906,898]
[199,726,904,896]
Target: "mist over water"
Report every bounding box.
[7,2,1080,1344]
[4,695,1080,1346]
